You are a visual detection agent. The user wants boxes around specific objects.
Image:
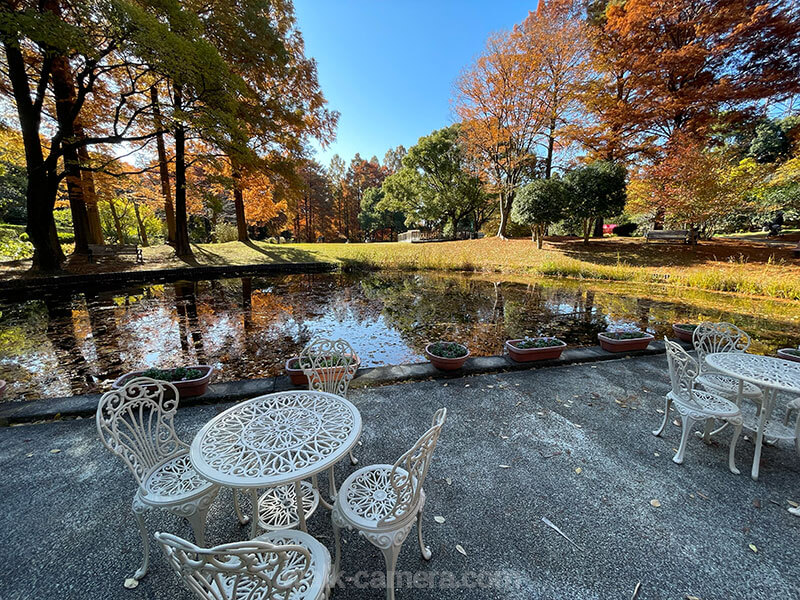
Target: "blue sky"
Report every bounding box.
[293,0,536,168]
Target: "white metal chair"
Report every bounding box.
[653,339,743,473]
[692,322,764,403]
[256,338,360,532]
[96,377,220,582]
[331,408,447,600]
[155,529,331,600]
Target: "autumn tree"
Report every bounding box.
[454,26,547,238]
[358,187,404,241]
[343,154,385,240]
[599,0,800,144]
[627,138,739,241]
[518,1,590,178]
[383,145,406,174]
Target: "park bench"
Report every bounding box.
[87,244,143,264]
[645,229,689,243]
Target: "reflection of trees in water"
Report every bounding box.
[85,291,124,380]
[43,295,94,395]
[174,281,207,364]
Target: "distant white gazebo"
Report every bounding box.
[398,229,421,242]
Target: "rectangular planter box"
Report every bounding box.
[112,365,214,398]
[505,338,566,362]
[598,332,654,353]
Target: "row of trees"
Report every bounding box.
[1,0,336,270]
[2,0,800,269]
[453,0,800,239]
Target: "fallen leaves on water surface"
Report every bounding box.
[650,499,661,508]
[455,544,467,556]
[434,516,446,524]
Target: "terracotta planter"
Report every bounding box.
[425,342,470,371]
[671,324,696,343]
[0,380,6,399]
[505,338,566,363]
[777,348,800,363]
[285,356,361,387]
[598,332,654,353]
[113,366,214,398]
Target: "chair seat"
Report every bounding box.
[696,374,762,399]
[141,452,216,505]
[249,530,331,600]
[336,464,421,529]
[740,404,798,441]
[258,481,320,531]
[671,390,741,419]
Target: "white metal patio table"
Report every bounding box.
[705,353,800,480]
[190,390,362,537]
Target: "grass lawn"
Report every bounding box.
[1,235,799,300]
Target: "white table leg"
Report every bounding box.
[295,480,308,532]
[249,488,260,538]
[751,388,777,481]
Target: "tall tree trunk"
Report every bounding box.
[3,41,64,271]
[107,197,125,242]
[75,132,103,244]
[583,218,594,244]
[173,84,192,257]
[50,53,90,254]
[232,165,249,242]
[151,86,176,244]
[545,117,556,179]
[132,200,149,246]
[496,190,514,238]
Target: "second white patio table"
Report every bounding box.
[190,390,362,537]
[705,352,800,480]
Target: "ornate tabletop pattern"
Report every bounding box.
[705,353,800,394]
[190,391,361,487]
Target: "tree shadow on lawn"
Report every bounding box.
[186,240,326,266]
[547,236,797,269]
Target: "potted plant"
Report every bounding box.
[598,330,654,353]
[285,355,361,387]
[505,337,566,362]
[113,366,214,398]
[671,323,697,343]
[777,347,800,363]
[425,341,470,371]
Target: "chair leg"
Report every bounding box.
[380,543,401,600]
[131,496,150,581]
[728,419,742,475]
[417,510,431,560]
[331,512,343,582]
[652,395,672,437]
[673,413,696,465]
[232,488,249,525]
[328,466,337,500]
[349,450,358,466]
[182,490,217,547]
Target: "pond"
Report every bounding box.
[1,271,798,401]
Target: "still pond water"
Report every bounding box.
[1,271,799,401]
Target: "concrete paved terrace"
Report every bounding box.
[1,354,799,600]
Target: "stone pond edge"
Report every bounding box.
[0,339,689,425]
